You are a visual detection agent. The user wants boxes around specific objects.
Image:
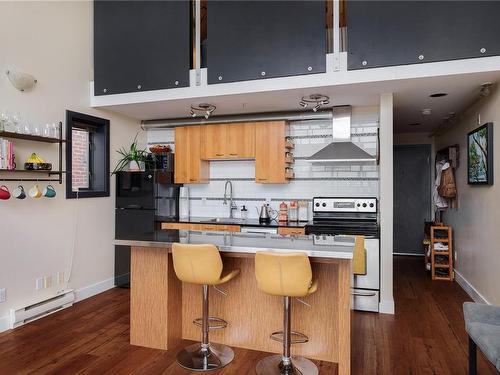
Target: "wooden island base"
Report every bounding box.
[130,246,351,375]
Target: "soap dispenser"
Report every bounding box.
[240,205,248,220]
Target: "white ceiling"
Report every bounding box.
[97,65,500,134]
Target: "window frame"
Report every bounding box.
[66,110,110,199]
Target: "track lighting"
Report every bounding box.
[299,94,330,112]
[189,103,216,119]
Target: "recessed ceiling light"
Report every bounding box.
[421,108,432,116]
[408,122,421,126]
[429,92,448,98]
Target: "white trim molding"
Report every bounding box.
[74,277,115,303]
[455,270,490,305]
[0,315,9,333]
[379,299,395,315]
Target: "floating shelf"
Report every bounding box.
[0,131,68,144]
[0,122,65,184]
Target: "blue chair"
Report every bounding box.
[463,302,500,374]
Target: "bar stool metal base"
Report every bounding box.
[255,354,318,375]
[176,343,235,372]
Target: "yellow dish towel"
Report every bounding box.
[352,235,367,275]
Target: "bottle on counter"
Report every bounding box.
[289,200,298,222]
[240,205,248,220]
[278,201,288,222]
[298,200,309,222]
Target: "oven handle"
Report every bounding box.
[351,291,377,297]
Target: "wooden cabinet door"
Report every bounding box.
[255,121,287,183]
[174,126,209,183]
[227,123,255,158]
[201,125,227,159]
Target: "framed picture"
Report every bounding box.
[468,122,493,185]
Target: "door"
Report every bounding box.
[255,121,287,183]
[201,125,227,158]
[227,123,255,158]
[393,144,431,254]
[174,126,209,183]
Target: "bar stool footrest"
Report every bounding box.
[193,317,228,330]
[270,330,309,344]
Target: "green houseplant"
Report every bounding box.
[112,134,148,174]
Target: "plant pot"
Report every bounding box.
[128,160,144,171]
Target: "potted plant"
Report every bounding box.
[112,133,148,174]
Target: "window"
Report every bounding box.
[66,111,110,198]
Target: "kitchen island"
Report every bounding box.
[115,230,354,375]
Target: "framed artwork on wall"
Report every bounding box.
[467,122,493,185]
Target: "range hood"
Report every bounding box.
[307,106,376,163]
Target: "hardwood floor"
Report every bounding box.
[0,256,497,374]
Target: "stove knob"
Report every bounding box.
[315,202,320,207]
[322,203,327,207]
[362,203,367,208]
[369,203,374,208]
[357,203,361,207]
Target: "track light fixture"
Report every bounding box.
[299,94,330,112]
[189,103,216,119]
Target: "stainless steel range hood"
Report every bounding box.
[307,106,376,163]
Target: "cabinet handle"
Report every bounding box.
[229,153,238,156]
[216,153,224,156]
[257,178,268,181]
[190,178,196,181]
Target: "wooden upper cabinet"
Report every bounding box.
[227,123,255,158]
[174,126,209,184]
[201,123,255,159]
[201,125,227,159]
[255,121,288,184]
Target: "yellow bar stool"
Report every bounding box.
[255,251,318,375]
[172,243,240,372]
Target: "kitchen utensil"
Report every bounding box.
[13,185,26,199]
[0,185,11,200]
[43,184,56,198]
[256,203,275,223]
[28,184,42,199]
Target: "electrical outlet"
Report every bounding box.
[57,271,65,284]
[454,249,458,262]
[0,288,6,303]
[44,275,53,289]
[36,277,44,290]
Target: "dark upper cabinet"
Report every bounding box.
[347,1,500,70]
[207,1,326,84]
[94,0,190,96]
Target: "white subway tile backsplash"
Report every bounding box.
[147,106,380,218]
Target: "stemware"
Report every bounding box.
[0,110,8,132]
[43,123,51,138]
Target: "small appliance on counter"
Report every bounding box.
[179,186,190,219]
[114,158,180,287]
[305,197,380,312]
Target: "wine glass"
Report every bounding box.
[51,122,60,138]
[0,110,8,132]
[10,112,20,133]
[43,123,51,138]
[32,123,41,136]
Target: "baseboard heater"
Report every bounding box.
[9,290,75,329]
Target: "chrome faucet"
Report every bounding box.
[223,180,237,218]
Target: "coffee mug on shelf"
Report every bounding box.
[0,185,11,200]
[12,185,26,199]
[28,184,42,199]
[43,184,56,198]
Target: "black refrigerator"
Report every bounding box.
[115,156,180,287]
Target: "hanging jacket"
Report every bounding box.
[433,160,448,209]
[438,164,457,199]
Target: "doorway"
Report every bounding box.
[393,144,431,255]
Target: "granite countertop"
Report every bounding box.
[114,229,354,259]
[172,216,311,228]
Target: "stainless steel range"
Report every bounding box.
[305,197,380,312]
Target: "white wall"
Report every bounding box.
[435,85,500,305]
[0,1,143,330]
